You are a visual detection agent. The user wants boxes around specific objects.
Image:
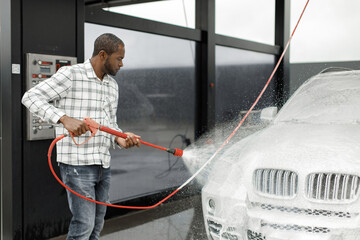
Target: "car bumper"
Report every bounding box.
[203,197,360,240]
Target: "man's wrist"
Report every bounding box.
[58,115,68,124]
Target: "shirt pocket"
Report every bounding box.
[102,97,114,126]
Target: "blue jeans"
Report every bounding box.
[60,163,111,240]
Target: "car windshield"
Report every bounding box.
[275,70,360,124]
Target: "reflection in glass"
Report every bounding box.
[215,0,275,45]
[215,46,276,125]
[85,23,195,202]
[104,0,195,29]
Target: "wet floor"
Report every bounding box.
[50,195,208,240]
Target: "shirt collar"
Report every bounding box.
[84,59,109,84]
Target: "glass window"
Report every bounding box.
[215,0,275,45]
[85,23,195,202]
[290,0,360,63]
[103,0,195,29]
[215,46,276,126]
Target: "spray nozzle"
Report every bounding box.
[167,148,183,157]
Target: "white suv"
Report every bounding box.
[202,68,360,240]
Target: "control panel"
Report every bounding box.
[26,53,77,141]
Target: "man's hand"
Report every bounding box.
[59,115,89,136]
[116,132,141,149]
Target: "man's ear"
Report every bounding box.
[98,50,107,60]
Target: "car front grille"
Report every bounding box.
[247,230,266,240]
[261,221,330,234]
[306,173,360,202]
[251,202,357,218]
[207,218,332,239]
[207,219,238,240]
[208,219,221,235]
[253,169,298,197]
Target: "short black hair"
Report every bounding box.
[92,33,124,57]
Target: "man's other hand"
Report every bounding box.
[116,132,141,149]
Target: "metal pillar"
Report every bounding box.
[195,0,216,138]
[275,0,291,107]
[0,0,13,238]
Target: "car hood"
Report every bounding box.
[237,122,360,175]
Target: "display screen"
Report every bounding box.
[55,59,71,72]
[40,67,51,73]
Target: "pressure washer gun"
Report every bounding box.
[82,117,183,157]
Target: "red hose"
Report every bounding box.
[48,134,180,209]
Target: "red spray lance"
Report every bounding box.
[82,117,183,157]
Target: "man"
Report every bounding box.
[22,33,140,240]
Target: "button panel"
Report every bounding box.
[26,53,77,141]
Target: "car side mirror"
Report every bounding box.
[260,107,278,122]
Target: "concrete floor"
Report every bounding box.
[50,195,208,240]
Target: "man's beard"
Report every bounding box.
[104,58,117,76]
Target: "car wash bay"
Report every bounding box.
[1,0,299,239]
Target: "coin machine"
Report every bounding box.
[26,53,77,140]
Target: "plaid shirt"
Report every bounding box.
[22,59,122,168]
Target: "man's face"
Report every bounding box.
[104,44,125,76]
